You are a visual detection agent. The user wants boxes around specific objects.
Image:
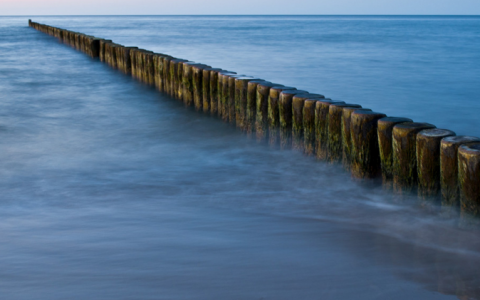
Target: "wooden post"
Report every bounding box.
[440,136,480,206]
[235,77,260,131]
[291,93,324,151]
[392,122,436,193]
[202,68,222,113]
[245,80,267,136]
[342,107,372,171]
[458,143,480,216]
[328,103,362,163]
[314,100,345,160]
[303,99,318,155]
[417,128,456,199]
[268,86,297,146]
[278,91,316,149]
[350,111,387,179]
[255,82,283,141]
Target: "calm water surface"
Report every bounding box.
[0,16,479,299]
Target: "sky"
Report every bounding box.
[1,0,480,15]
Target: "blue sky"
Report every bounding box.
[1,0,480,15]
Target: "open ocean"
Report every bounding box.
[0,15,479,299]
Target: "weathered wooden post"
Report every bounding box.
[255,82,282,141]
[228,75,250,125]
[153,54,173,92]
[235,76,260,131]
[440,136,480,206]
[245,80,267,135]
[213,71,235,118]
[303,99,318,155]
[192,64,210,110]
[458,143,480,216]
[328,103,362,163]
[218,72,232,121]
[278,91,315,149]
[416,128,456,199]
[160,56,171,94]
[202,67,222,113]
[99,39,112,62]
[168,59,188,99]
[342,107,372,170]
[377,117,413,188]
[290,93,324,151]
[350,111,387,179]
[314,100,345,160]
[392,122,436,193]
[268,86,297,146]
[181,62,199,106]
[143,51,156,86]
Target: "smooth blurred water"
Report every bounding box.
[0,16,479,299]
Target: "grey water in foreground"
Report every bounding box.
[1,16,479,299]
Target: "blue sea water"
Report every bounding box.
[0,15,479,299]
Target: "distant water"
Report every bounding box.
[0,16,479,300]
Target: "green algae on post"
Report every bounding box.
[416,128,456,199]
[255,82,283,141]
[202,68,222,114]
[458,143,480,216]
[234,76,259,131]
[377,117,413,188]
[314,100,345,161]
[440,136,480,207]
[246,80,267,136]
[392,122,436,194]
[327,103,362,163]
[350,111,387,179]
[268,86,297,146]
[303,99,318,155]
[342,107,372,171]
[279,91,316,149]
[192,64,211,111]
[290,93,324,151]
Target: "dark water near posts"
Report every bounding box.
[1,16,480,299]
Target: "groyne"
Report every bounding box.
[28,19,480,216]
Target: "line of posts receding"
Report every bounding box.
[28,19,480,217]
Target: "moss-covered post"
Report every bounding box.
[290,93,324,151]
[161,56,173,95]
[234,76,258,131]
[181,62,198,106]
[458,143,480,216]
[328,103,362,163]
[255,82,282,141]
[342,107,372,171]
[228,75,247,125]
[303,99,318,155]
[245,80,267,136]
[314,100,345,160]
[218,72,232,121]
[202,68,222,113]
[440,136,480,207]
[417,129,456,199]
[154,54,173,92]
[191,64,210,111]
[350,111,387,179]
[168,59,188,100]
[268,86,297,146]
[143,51,155,86]
[392,122,436,193]
[377,117,413,188]
[278,91,314,149]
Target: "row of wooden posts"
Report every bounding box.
[29,20,480,216]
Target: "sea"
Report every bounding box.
[0,15,479,299]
